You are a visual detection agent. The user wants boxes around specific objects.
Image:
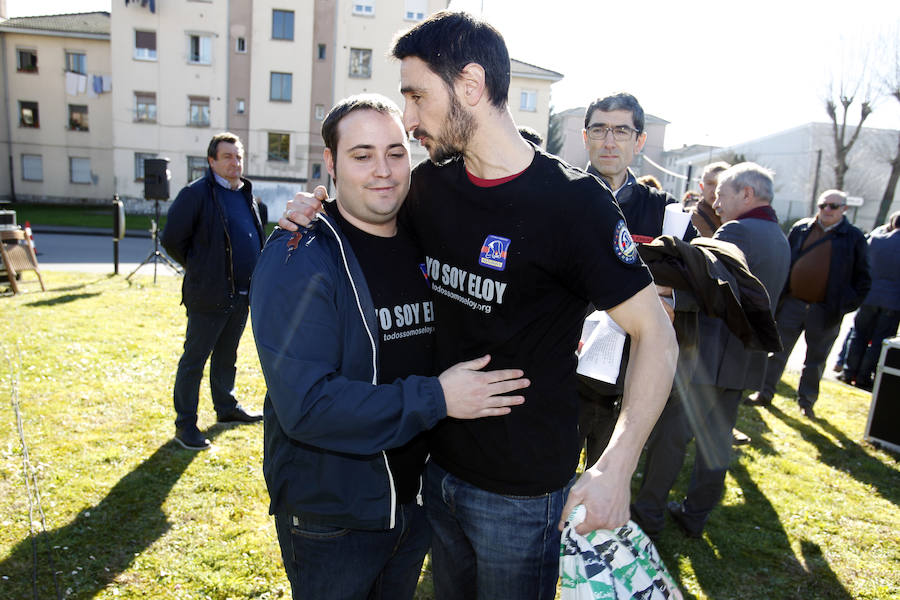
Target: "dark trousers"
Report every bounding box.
[632,384,742,534]
[173,295,248,429]
[577,393,619,467]
[845,305,900,385]
[761,297,841,408]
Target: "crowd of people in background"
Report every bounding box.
[158,9,897,599]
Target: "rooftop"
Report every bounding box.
[0,12,110,36]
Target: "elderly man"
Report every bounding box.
[747,190,870,418]
[281,12,676,598]
[632,163,790,538]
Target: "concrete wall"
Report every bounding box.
[112,0,230,202]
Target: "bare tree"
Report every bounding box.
[823,38,877,191]
[874,26,900,228]
[825,79,873,191]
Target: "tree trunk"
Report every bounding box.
[874,132,900,227]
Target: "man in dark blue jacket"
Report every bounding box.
[160,132,265,450]
[747,190,871,418]
[251,94,528,600]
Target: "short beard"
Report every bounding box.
[428,93,476,164]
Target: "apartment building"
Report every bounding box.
[2,3,563,216]
[0,12,113,203]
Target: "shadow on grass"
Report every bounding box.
[24,292,103,307]
[764,400,900,508]
[673,461,852,600]
[0,427,226,598]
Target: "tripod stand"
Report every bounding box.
[127,197,182,283]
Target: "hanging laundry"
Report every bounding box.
[102,75,112,93]
[92,75,103,95]
[65,71,79,96]
[76,73,87,94]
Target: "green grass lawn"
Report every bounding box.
[1,271,898,599]
[9,202,163,233]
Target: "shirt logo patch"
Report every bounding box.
[478,235,511,271]
[613,220,639,265]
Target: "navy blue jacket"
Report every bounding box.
[785,216,871,326]
[250,215,446,530]
[160,168,264,312]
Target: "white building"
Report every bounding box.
[663,122,900,230]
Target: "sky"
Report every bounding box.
[6,0,900,149]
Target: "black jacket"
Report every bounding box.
[160,168,264,312]
[784,216,871,326]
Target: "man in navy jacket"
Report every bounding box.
[161,132,265,450]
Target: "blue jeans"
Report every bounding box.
[173,295,247,429]
[424,461,574,600]
[845,305,900,384]
[274,502,430,600]
[761,297,841,408]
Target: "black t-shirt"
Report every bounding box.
[331,207,435,505]
[400,149,653,495]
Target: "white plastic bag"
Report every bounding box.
[559,505,683,600]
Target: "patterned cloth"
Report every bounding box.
[560,505,682,599]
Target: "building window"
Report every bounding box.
[270,72,292,102]
[404,0,426,20]
[268,132,290,162]
[352,0,375,16]
[22,155,43,182]
[236,37,246,53]
[19,101,39,128]
[315,104,325,120]
[68,104,89,131]
[188,96,210,126]
[236,98,246,114]
[272,10,294,40]
[349,48,372,78]
[317,43,326,60]
[187,156,208,182]
[520,90,537,112]
[134,92,157,122]
[134,30,157,61]
[70,157,92,184]
[188,35,212,65]
[65,52,86,74]
[312,163,322,179]
[16,49,38,72]
[134,152,158,181]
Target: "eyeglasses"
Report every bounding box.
[817,202,845,210]
[586,124,639,141]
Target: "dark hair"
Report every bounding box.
[584,93,645,133]
[391,10,510,109]
[518,126,543,146]
[207,132,242,159]
[321,93,403,154]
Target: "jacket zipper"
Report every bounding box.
[317,214,397,529]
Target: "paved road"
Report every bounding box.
[31,231,180,276]
[25,231,853,378]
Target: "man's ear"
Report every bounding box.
[457,63,486,107]
[634,131,648,155]
[324,147,336,182]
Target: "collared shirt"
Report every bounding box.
[817,215,843,233]
[213,171,244,191]
[612,169,638,201]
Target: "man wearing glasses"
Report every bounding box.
[578,94,698,467]
[747,190,870,418]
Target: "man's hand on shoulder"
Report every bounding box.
[278,185,329,231]
[439,355,528,419]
